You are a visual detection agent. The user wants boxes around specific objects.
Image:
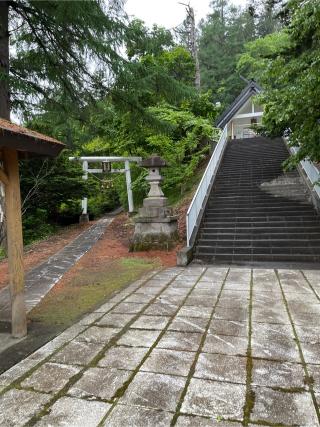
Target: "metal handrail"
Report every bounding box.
[290,146,320,199]
[186,125,228,246]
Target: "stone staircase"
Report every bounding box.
[194,137,320,264]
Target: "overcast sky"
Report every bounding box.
[125,0,247,29]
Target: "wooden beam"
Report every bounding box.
[3,148,27,338]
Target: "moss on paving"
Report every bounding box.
[29,257,158,327]
[243,269,255,426]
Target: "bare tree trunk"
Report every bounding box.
[178,4,201,90]
[188,6,201,91]
[0,1,10,249]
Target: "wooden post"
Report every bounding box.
[3,148,27,338]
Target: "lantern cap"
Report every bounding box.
[140,155,167,168]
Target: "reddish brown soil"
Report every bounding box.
[175,195,192,240]
[53,212,183,292]
[0,197,190,293]
[0,223,91,291]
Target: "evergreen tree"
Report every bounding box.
[198,0,284,106]
[237,0,320,163]
[198,0,256,106]
[0,0,128,120]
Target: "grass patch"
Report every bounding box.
[29,257,159,327]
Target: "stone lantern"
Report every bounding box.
[131,155,178,250]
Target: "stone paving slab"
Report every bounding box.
[0,266,320,426]
[194,353,247,384]
[21,362,80,393]
[68,367,132,400]
[251,359,306,389]
[176,416,243,426]
[0,389,51,426]
[37,396,110,427]
[119,371,186,411]
[141,348,195,376]
[251,387,319,425]
[181,378,246,418]
[106,404,173,426]
[0,216,114,322]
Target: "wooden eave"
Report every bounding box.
[0,118,65,158]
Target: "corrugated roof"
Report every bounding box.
[0,118,65,157]
[216,80,262,129]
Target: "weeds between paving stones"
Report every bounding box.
[2,269,163,425]
[275,270,320,424]
[0,258,159,374]
[243,269,254,426]
[170,268,232,426]
[98,267,209,426]
[300,270,320,303]
[25,267,204,425]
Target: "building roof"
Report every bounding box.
[216,80,262,129]
[0,118,65,158]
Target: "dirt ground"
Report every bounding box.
[0,202,190,372]
[0,197,190,292]
[42,210,186,300]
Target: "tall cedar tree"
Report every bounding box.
[0,0,127,120]
[199,0,256,106]
[198,0,283,106]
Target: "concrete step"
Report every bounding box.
[195,246,320,255]
[194,253,320,263]
[196,239,320,248]
[193,136,320,265]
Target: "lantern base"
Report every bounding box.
[131,216,178,251]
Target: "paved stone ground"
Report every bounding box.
[0,217,114,323]
[0,266,319,426]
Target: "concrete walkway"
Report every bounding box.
[0,217,114,321]
[0,266,319,426]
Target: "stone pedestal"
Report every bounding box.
[131,156,178,251]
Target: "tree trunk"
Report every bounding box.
[188,6,201,90]
[0,1,10,120]
[0,1,9,249]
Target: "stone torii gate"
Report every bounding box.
[0,119,64,338]
[69,156,142,220]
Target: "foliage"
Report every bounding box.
[237,31,291,80]
[237,0,320,163]
[198,1,254,105]
[10,5,200,244]
[81,94,220,208]
[20,152,84,244]
[22,209,56,245]
[198,0,284,106]
[5,2,224,245]
[6,0,125,117]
